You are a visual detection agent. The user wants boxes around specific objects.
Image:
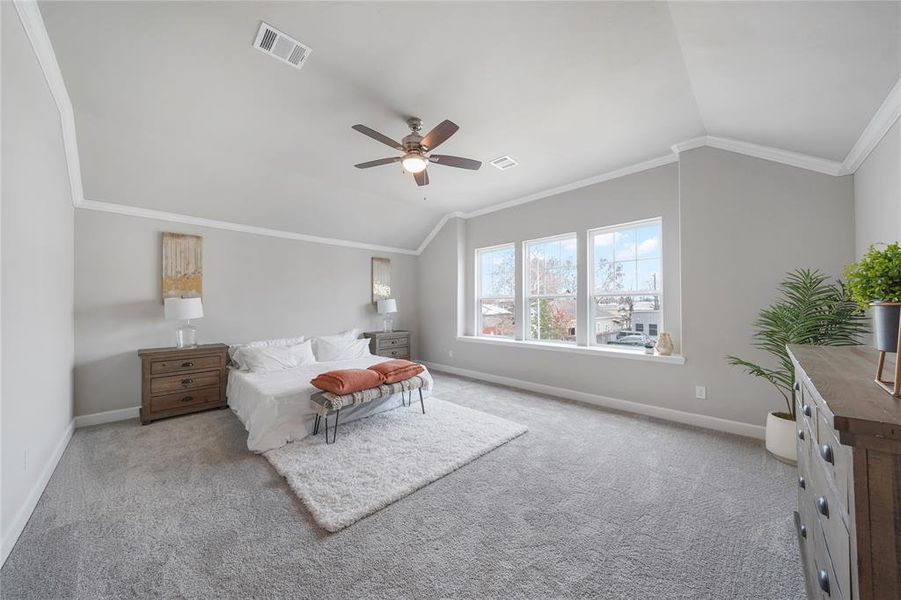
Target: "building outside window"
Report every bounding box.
[589,219,662,347]
[525,233,577,343]
[475,244,515,337]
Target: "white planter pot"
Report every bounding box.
[765,412,797,464]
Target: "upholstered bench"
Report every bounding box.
[310,374,427,444]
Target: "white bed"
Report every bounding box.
[228,354,434,453]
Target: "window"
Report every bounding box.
[525,234,577,343]
[476,244,515,337]
[589,219,662,348]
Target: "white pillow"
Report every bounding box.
[311,329,361,359]
[229,335,305,368]
[314,337,371,362]
[234,341,315,372]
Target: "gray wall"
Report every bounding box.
[854,119,901,258]
[419,147,855,427]
[1,3,75,553]
[74,210,419,416]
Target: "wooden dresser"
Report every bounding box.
[138,343,229,424]
[789,345,901,600]
[363,331,411,360]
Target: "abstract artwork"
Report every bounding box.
[162,232,203,300]
[371,257,391,304]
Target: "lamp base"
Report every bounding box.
[383,317,394,333]
[176,323,197,349]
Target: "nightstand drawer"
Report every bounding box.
[377,336,408,350]
[151,386,221,412]
[151,370,220,395]
[378,348,410,359]
[151,354,222,375]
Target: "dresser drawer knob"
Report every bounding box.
[797,429,804,441]
[819,444,834,465]
[181,396,194,403]
[802,404,811,417]
[817,570,830,594]
[794,382,800,392]
[181,361,194,368]
[798,476,805,489]
[181,378,193,385]
[799,524,807,539]
[816,496,829,518]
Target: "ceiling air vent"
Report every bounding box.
[253,21,312,70]
[489,155,518,171]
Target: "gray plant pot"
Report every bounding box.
[871,302,901,352]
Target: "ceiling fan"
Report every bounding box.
[352,117,481,187]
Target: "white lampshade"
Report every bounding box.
[377,298,397,314]
[164,297,204,321]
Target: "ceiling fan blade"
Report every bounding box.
[429,154,482,170]
[413,169,429,187]
[420,120,459,151]
[352,124,404,151]
[355,157,401,169]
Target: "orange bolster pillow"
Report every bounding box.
[367,359,425,385]
[311,369,385,395]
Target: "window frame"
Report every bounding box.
[523,232,579,343]
[474,242,516,338]
[587,217,663,347]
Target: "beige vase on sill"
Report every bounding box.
[655,332,674,356]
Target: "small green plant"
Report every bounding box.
[727,269,867,418]
[844,242,901,309]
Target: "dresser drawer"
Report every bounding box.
[813,521,846,600]
[151,354,222,375]
[376,336,409,350]
[815,407,853,517]
[799,380,818,442]
[377,347,410,359]
[150,386,221,413]
[808,461,852,599]
[150,370,221,395]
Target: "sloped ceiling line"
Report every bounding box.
[18,1,901,257]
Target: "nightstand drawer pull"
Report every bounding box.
[181,396,193,403]
[181,378,193,385]
[181,361,194,368]
[817,570,830,595]
[819,444,834,465]
[816,496,829,518]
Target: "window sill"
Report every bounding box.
[456,336,686,365]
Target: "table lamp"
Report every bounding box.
[377,298,397,333]
[164,297,204,348]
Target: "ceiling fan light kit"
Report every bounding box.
[352,117,482,186]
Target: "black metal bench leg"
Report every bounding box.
[325,409,341,444]
[313,414,321,435]
[419,388,425,414]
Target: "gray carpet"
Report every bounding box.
[0,372,804,599]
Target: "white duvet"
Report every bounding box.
[228,355,433,453]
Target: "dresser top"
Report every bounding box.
[138,343,228,357]
[363,330,410,336]
[788,344,901,434]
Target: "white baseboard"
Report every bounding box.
[1,419,75,567]
[423,362,765,440]
[74,406,140,428]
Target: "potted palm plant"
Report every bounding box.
[727,269,867,463]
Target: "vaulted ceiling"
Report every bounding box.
[40,1,900,251]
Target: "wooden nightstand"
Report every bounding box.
[137,343,229,424]
[363,331,411,360]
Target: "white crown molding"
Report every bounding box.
[461,153,679,219]
[423,362,764,440]
[415,211,464,255]
[841,76,901,175]
[79,200,419,255]
[13,0,84,208]
[674,135,844,176]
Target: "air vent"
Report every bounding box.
[489,155,518,171]
[253,22,312,70]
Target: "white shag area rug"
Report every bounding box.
[264,397,528,532]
